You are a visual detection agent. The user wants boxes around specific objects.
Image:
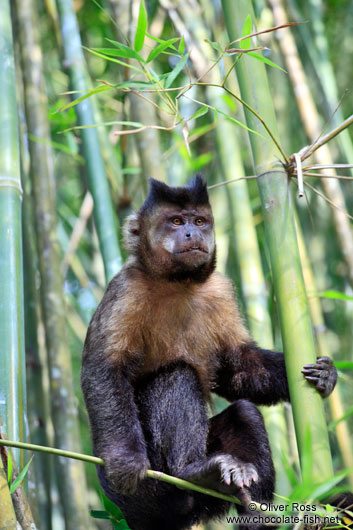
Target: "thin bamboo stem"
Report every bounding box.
[56,0,123,282]
[0,0,26,470]
[0,439,244,508]
[222,0,333,483]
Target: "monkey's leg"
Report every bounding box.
[205,399,275,530]
[107,361,213,530]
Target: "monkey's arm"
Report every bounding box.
[214,342,337,405]
[81,355,149,495]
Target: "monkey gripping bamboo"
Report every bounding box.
[221,0,333,482]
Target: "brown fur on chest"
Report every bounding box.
[102,269,250,390]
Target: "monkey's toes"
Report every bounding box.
[219,456,258,489]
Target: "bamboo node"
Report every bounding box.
[0,176,23,195]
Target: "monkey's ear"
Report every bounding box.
[123,213,140,254]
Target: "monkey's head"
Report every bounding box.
[124,176,216,282]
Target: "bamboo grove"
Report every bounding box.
[0,0,352,528]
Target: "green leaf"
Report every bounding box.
[165,51,191,88]
[134,0,147,52]
[204,39,224,54]
[105,39,145,62]
[54,85,112,114]
[9,456,34,494]
[84,48,145,73]
[247,52,286,72]
[94,47,144,62]
[101,492,125,520]
[146,38,180,63]
[334,361,353,370]
[178,36,185,55]
[59,120,144,134]
[241,14,252,50]
[328,405,353,431]
[319,290,353,301]
[7,451,13,487]
[112,520,131,530]
[90,510,111,520]
[188,107,208,121]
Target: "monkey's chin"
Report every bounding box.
[173,249,210,268]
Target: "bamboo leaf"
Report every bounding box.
[84,47,145,73]
[178,36,185,55]
[59,120,143,134]
[9,456,34,494]
[165,51,190,88]
[134,0,147,52]
[188,107,209,121]
[101,492,125,519]
[7,451,13,487]
[247,51,285,71]
[93,47,145,62]
[241,14,252,49]
[204,38,224,54]
[319,290,353,301]
[90,510,111,520]
[328,405,353,431]
[54,85,112,113]
[334,361,353,370]
[146,38,180,63]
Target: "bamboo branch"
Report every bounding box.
[0,439,245,507]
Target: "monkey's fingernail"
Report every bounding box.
[305,376,319,382]
[301,369,312,374]
[303,364,315,369]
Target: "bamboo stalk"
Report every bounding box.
[222,0,333,482]
[0,439,244,508]
[0,0,26,470]
[268,0,353,290]
[109,0,167,189]
[55,0,123,282]
[20,99,52,530]
[14,0,90,527]
[295,214,353,490]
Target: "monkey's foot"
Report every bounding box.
[179,454,258,502]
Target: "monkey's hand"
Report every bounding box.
[301,357,337,398]
[103,449,150,495]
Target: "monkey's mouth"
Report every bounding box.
[175,247,208,255]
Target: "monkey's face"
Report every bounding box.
[147,204,215,271]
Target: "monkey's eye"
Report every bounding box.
[194,218,205,226]
[171,217,183,226]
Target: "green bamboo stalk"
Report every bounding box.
[0,0,26,470]
[55,0,123,282]
[214,116,291,495]
[21,137,52,528]
[221,0,333,482]
[14,0,90,527]
[295,214,353,490]
[0,439,245,507]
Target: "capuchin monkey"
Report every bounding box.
[81,176,345,530]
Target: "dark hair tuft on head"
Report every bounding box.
[140,174,209,213]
